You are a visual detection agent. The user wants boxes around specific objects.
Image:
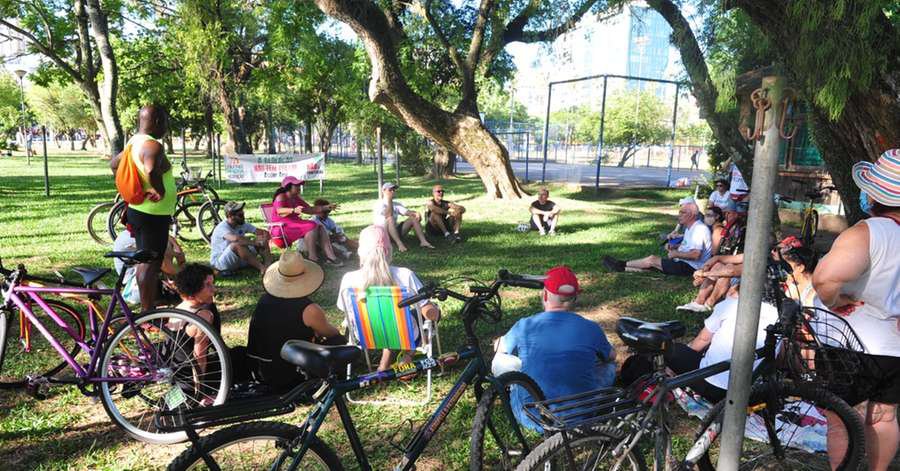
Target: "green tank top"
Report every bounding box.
[128,133,176,216]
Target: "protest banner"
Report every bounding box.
[225,153,325,192]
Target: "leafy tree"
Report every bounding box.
[0,74,22,140]
[27,83,96,150]
[312,0,615,198]
[604,89,669,167]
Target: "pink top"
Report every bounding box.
[272,195,311,224]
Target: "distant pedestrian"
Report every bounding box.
[690,149,700,171]
[109,105,174,313]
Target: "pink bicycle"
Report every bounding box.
[0,250,231,444]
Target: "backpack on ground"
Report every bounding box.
[115,143,145,204]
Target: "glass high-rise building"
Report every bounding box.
[626,5,672,94]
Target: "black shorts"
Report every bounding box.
[126,207,171,260]
[832,351,900,406]
[530,215,553,232]
[660,258,695,276]
[426,216,452,236]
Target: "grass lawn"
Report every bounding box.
[0,151,706,470]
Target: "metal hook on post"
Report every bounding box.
[778,88,799,140]
[746,88,771,141]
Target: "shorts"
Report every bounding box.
[126,207,171,260]
[212,245,257,272]
[530,215,554,232]
[660,258,696,276]
[832,351,900,406]
[426,215,452,236]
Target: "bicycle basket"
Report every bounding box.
[522,387,638,433]
[782,307,866,396]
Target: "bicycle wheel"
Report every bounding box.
[173,201,205,241]
[800,210,818,247]
[107,200,128,242]
[470,371,546,471]
[700,379,864,471]
[197,200,226,244]
[87,201,115,245]
[0,299,85,386]
[167,421,343,471]
[99,308,231,444]
[515,426,645,471]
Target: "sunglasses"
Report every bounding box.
[434,190,444,194]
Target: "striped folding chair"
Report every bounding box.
[344,285,441,404]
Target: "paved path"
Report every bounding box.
[456,160,706,188]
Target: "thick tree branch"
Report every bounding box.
[424,0,466,76]
[0,19,82,82]
[465,0,495,70]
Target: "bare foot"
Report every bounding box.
[421,243,435,249]
[397,245,408,252]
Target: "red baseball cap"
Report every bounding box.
[544,266,580,296]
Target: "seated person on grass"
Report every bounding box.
[171,263,222,403]
[603,200,711,276]
[529,188,561,236]
[311,198,358,258]
[113,230,185,305]
[246,251,345,391]
[209,201,273,276]
[707,179,732,211]
[373,182,434,251]
[493,266,616,430]
[425,184,466,243]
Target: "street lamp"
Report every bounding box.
[14,69,28,164]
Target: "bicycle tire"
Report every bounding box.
[0,299,85,386]
[173,201,205,242]
[514,425,645,471]
[699,379,864,471]
[197,200,226,244]
[87,201,115,245]
[98,308,231,444]
[167,421,343,471]
[470,371,546,471]
[107,200,128,242]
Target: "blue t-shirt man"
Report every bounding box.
[495,266,616,430]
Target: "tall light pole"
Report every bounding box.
[14,69,28,165]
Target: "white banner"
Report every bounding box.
[225,153,326,183]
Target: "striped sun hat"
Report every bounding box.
[852,148,900,206]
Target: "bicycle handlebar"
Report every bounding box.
[397,269,545,309]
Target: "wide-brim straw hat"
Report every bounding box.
[263,251,324,299]
[852,148,900,206]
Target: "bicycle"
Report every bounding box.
[516,261,867,470]
[161,270,547,471]
[778,182,836,248]
[0,250,232,444]
[107,161,224,244]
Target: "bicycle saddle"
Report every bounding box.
[72,267,111,287]
[280,340,361,379]
[616,317,686,354]
[103,250,159,265]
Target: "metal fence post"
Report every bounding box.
[665,85,680,188]
[42,125,49,197]
[525,132,530,182]
[594,76,609,191]
[717,76,786,471]
[540,83,552,183]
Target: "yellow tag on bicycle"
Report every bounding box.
[164,386,187,410]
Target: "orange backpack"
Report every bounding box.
[115,143,146,205]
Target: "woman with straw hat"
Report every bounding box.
[813,148,900,471]
[336,225,440,371]
[246,251,344,391]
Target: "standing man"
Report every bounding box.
[372,182,434,251]
[494,266,616,430]
[529,188,561,236]
[690,149,700,171]
[209,201,273,276]
[109,105,174,313]
[425,184,466,243]
[603,199,711,276]
[813,149,900,471]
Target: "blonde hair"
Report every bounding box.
[357,225,395,288]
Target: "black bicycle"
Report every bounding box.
[517,261,867,470]
[161,270,548,470]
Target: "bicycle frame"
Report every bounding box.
[2,271,162,384]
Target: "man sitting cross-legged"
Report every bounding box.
[209,201,273,276]
[603,199,711,276]
[425,184,466,243]
[493,266,616,430]
[373,182,434,251]
[529,188,561,236]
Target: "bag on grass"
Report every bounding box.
[115,143,145,204]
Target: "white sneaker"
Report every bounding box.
[676,302,705,312]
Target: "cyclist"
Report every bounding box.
[493,266,616,430]
[813,149,900,471]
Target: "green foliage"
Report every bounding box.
[26,83,96,135]
[604,89,670,148]
[703,9,774,113]
[0,74,22,138]
[550,106,603,144]
[478,80,532,125]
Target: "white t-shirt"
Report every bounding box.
[372,200,409,226]
[336,266,428,313]
[699,297,779,390]
[708,190,732,210]
[113,231,137,276]
[676,221,712,269]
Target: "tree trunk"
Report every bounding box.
[193,135,202,151]
[84,0,123,156]
[303,122,313,152]
[732,0,900,224]
[219,93,253,155]
[432,145,454,178]
[355,135,363,164]
[69,131,76,151]
[312,0,524,198]
[617,146,638,167]
[164,134,175,154]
